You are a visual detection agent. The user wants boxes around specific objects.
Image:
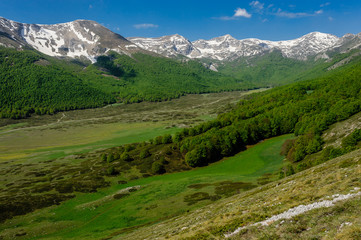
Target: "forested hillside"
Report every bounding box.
[0,48,115,119]
[96,53,361,175]
[0,47,251,119]
[90,52,251,103]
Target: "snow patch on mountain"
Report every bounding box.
[129,32,341,61]
[0,17,142,63]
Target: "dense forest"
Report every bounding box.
[0,48,115,118]
[91,52,251,103]
[0,47,252,119]
[98,53,361,176]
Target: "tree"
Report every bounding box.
[185,145,207,167]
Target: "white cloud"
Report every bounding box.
[234,8,252,18]
[216,7,251,20]
[320,2,331,7]
[133,23,159,29]
[274,8,323,18]
[328,16,334,21]
[250,1,264,10]
[89,4,93,9]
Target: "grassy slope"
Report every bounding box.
[0,134,292,239]
[119,148,361,240]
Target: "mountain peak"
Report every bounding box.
[0,17,142,62]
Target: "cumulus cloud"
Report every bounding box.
[234,8,252,18]
[216,7,252,20]
[133,23,159,29]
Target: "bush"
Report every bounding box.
[121,152,132,162]
[151,161,165,174]
[106,166,117,176]
[154,136,163,145]
[107,154,114,163]
[139,149,150,159]
[162,134,172,144]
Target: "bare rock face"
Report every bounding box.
[0,17,144,62]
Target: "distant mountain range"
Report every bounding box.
[1,17,361,63]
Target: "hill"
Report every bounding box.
[0,47,249,119]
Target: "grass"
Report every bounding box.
[117,149,361,240]
[0,134,292,239]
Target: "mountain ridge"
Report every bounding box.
[129,31,354,61]
[0,17,145,62]
[1,17,361,63]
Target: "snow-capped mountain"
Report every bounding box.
[1,17,360,63]
[0,17,144,62]
[128,34,201,58]
[129,32,344,61]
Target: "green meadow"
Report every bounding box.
[0,134,292,239]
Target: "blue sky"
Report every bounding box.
[1,0,361,41]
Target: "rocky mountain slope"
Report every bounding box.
[0,17,144,62]
[130,32,361,61]
[1,17,361,63]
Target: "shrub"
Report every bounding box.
[151,161,165,174]
[162,134,172,144]
[106,166,117,176]
[139,149,150,159]
[121,152,132,162]
[107,153,114,163]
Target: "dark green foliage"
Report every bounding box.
[0,47,254,119]
[121,152,132,162]
[107,153,114,163]
[154,136,163,145]
[151,161,165,174]
[109,52,251,103]
[217,50,323,88]
[342,129,361,151]
[95,55,125,77]
[162,134,173,144]
[101,154,107,162]
[0,48,115,119]
[174,55,361,167]
[106,166,117,176]
[279,164,295,179]
[185,145,208,167]
[0,193,74,222]
[139,149,150,159]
